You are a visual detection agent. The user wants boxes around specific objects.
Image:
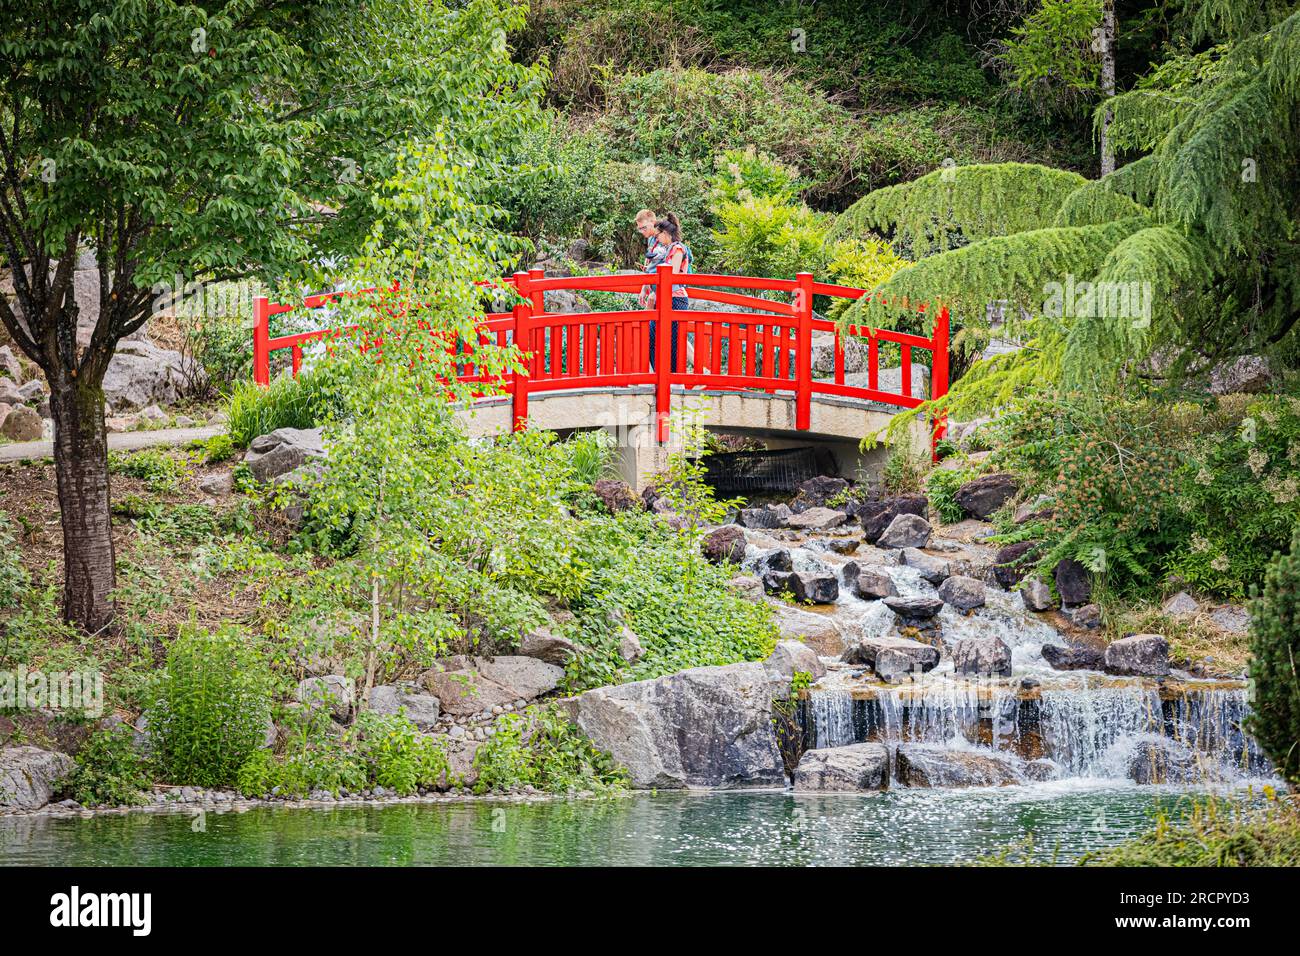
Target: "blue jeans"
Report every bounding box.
[648,297,688,372]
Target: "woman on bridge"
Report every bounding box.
[648,216,691,373]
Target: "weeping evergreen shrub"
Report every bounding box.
[1248,528,1300,784]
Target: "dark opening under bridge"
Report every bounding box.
[252,265,949,488]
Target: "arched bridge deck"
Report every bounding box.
[252,266,948,486]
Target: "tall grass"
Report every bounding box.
[225,368,346,447]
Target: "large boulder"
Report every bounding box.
[841,634,939,681]
[877,513,932,549]
[591,478,638,514]
[517,627,580,665]
[1053,558,1092,605]
[792,743,890,791]
[617,627,645,663]
[422,655,565,716]
[296,675,355,722]
[0,746,75,809]
[1161,591,1200,618]
[787,507,848,532]
[101,338,201,411]
[791,476,849,512]
[811,335,866,375]
[882,595,944,620]
[701,525,747,565]
[848,566,897,600]
[900,548,950,584]
[757,549,793,574]
[564,662,788,789]
[738,504,792,529]
[543,289,591,314]
[1020,577,1055,612]
[1209,355,1272,395]
[0,346,21,383]
[1041,643,1104,671]
[953,473,1018,519]
[244,427,326,483]
[763,570,838,605]
[367,684,442,731]
[0,379,20,404]
[1104,634,1170,677]
[435,735,482,790]
[860,495,927,544]
[771,603,848,657]
[951,635,1012,677]
[1127,737,1215,785]
[937,574,986,612]
[764,640,827,682]
[0,404,42,442]
[992,541,1039,588]
[894,744,1024,788]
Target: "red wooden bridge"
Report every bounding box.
[253,265,949,451]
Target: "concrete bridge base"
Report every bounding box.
[457,386,928,491]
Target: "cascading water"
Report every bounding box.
[802,680,1267,783]
[754,531,1274,787]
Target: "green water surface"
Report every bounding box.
[0,783,1207,866]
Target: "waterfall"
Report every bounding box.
[809,691,857,748]
[800,682,1270,783]
[1036,685,1163,776]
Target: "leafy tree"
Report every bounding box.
[834,5,1300,422]
[1249,528,1300,783]
[0,0,541,632]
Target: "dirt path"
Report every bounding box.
[0,425,223,462]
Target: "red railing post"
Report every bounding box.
[655,263,672,443]
[253,296,270,386]
[931,305,951,460]
[795,272,814,431]
[511,271,531,431]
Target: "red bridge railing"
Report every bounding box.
[253,265,950,450]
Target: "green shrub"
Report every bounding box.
[67,724,151,807]
[198,432,236,464]
[0,513,28,610]
[225,366,346,447]
[1079,795,1300,866]
[472,703,628,794]
[182,306,254,394]
[926,467,975,524]
[235,703,365,798]
[566,514,777,688]
[1248,527,1300,784]
[709,146,801,206]
[600,67,860,203]
[712,194,832,279]
[501,118,716,268]
[145,625,273,787]
[108,448,191,491]
[353,711,450,795]
[983,391,1300,598]
[882,440,930,495]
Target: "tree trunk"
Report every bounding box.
[1099,0,1117,176]
[48,370,117,634]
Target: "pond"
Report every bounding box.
[0,783,1216,866]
